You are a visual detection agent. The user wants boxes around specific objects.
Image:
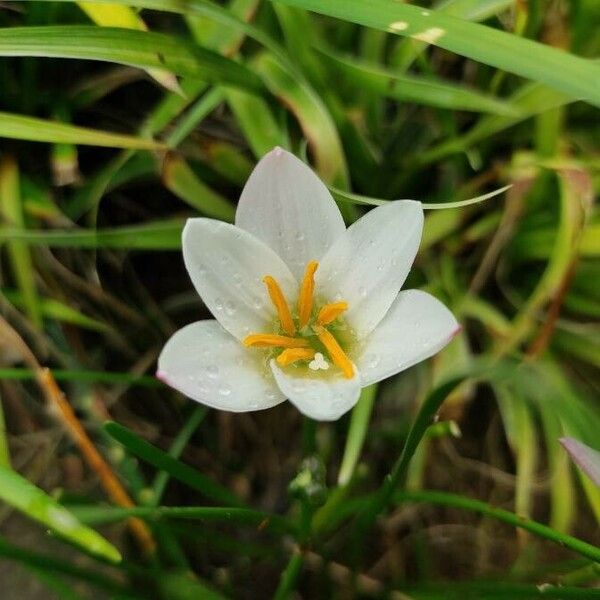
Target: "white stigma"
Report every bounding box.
[309,352,330,371]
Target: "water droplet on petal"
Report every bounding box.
[364,353,380,370]
[219,385,231,397]
[206,365,219,379]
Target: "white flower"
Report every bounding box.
[157,148,459,421]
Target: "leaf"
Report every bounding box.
[271,0,600,107]
[0,466,121,563]
[319,47,521,115]
[560,438,600,487]
[0,368,159,387]
[162,155,236,222]
[0,26,264,94]
[77,1,182,93]
[253,52,348,187]
[0,155,42,326]
[0,219,184,249]
[0,112,164,149]
[337,385,377,486]
[3,290,109,333]
[104,421,243,506]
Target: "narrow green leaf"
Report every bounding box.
[0,219,184,249]
[0,155,42,326]
[70,504,292,533]
[77,1,182,93]
[331,184,511,208]
[271,0,600,106]
[254,52,348,187]
[0,395,9,468]
[0,112,164,149]
[395,489,600,563]
[319,47,521,115]
[0,368,159,387]
[337,385,377,486]
[162,155,235,222]
[0,26,264,94]
[4,290,109,333]
[151,406,208,505]
[104,421,243,506]
[0,466,121,563]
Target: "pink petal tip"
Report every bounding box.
[155,369,169,384]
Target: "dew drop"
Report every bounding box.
[358,286,367,298]
[214,297,224,311]
[219,385,231,397]
[225,300,236,316]
[206,365,219,379]
[364,353,380,370]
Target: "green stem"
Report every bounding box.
[337,384,376,486]
[405,582,600,599]
[354,378,464,538]
[395,490,600,563]
[71,505,295,534]
[272,552,304,600]
[0,393,10,468]
[0,367,159,387]
[151,405,208,505]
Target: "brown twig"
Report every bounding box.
[525,257,578,359]
[0,316,156,555]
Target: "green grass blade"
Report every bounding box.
[0,395,9,468]
[0,112,164,149]
[319,47,521,115]
[0,219,184,249]
[337,384,377,486]
[395,489,600,563]
[0,155,42,327]
[104,421,243,506]
[162,155,235,222]
[254,52,348,187]
[0,368,159,386]
[0,535,133,595]
[150,406,208,505]
[0,466,121,563]
[3,290,109,333]
[70,505,292,533]
[0,26,264,94]
[271,0,600,106]
[77,1,182,93]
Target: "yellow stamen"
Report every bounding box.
[276,348,316,366]
[243,334,309,349]
[263,275,295,336]
[314,326,354,379]
[317,301,348,326]
[298,260,318,328]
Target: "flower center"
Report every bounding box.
[242,261,354,379]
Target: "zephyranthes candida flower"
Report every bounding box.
[157,148,459,421]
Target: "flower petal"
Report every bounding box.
[235,147,346,280]
[270,361,362,421]
[355,289,459,387]
[158,320,285,412]
[316,200,423,339]
[183,218,297,341]
[560,437,600,487]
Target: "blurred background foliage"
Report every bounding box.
[0,0,599,598]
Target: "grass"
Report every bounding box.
[0,0,598,598]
